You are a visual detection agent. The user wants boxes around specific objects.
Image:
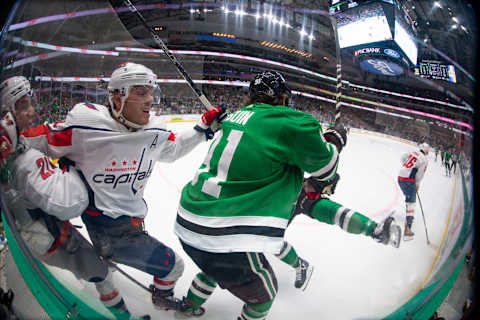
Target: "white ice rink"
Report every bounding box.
[58,121,457,320]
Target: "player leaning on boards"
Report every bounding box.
[20,63,226,312]
[398,142,429,241]
[0,76,145,318]
[173,71,402,319]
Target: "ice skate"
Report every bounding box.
[404,225,415,241]
[294,257,314,291]
[370,216,401,248]
[150,285,181,311]
[174,297,205,319]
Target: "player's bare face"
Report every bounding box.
[14,95,39,132]
[122,85,154,126]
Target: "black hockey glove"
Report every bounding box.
[58,156,76,172]
[293,174,340,218]
[194,106,227,140]
[323,125,347,153]
[306,173,340,196]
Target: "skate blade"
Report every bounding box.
[403,235,414,241]
[300,265,314,291]
[389,224,401,248]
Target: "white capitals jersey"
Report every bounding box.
[398,149,428,187]
[3,148,89,255]
[22,102,204,219]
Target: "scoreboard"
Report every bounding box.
[414,61,457,83]
[330,0,399,14]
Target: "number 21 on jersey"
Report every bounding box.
[192,129,243,198]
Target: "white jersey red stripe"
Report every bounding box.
[22,102,204,219]
[398,150,428,188]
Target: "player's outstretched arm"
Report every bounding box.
[294,178,401,248]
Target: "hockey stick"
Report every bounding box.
[112,0,214,110]
[107,260,150,293]
[416,190,430,245]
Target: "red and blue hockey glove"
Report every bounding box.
[194,106,227,140]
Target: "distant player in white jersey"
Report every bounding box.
[0,76,144,318]
[397,142,429,241]
[21,63,226,312]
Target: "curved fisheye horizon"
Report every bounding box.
[0,1,477,319]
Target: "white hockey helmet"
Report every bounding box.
[419,142,430,154]
[107,62,157,129]
[0,76,32,112]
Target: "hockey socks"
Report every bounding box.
[239,301,273,320]
[406,215,414,229]
[184,273,217,307]
[275,241,299,268]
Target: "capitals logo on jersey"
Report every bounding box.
[92,147,153,194]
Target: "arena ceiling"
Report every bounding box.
[2,0,477,104]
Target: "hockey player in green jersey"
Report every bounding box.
[173,71,401,319]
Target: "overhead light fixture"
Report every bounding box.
[452,17,459,23]
[255,13,261,19]
[190,9,195,13]
[308,33,314,40]
[299,29,307,36]
[434,1,442,8]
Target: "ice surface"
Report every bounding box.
[60,122,455,320]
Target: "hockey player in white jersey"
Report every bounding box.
[0,76,142,318]
[22,63,226,312]
[397,142,429,241]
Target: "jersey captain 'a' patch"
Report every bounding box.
[225,110,253,126]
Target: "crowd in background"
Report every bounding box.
[30,81,471,170]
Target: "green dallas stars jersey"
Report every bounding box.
[175,103,339,254]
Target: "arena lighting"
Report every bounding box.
[308,33,314,40]
[32,75,472,132]
[452,17,459,23]
[259,41,312,57]
[434,1,442,8]
[11,36,118,56]
[235,9,246,16]
[299,29,307,36]
[224,8,230,14]
[461,25,467,32]
[255,13,261,19]
[113,47,472,112]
